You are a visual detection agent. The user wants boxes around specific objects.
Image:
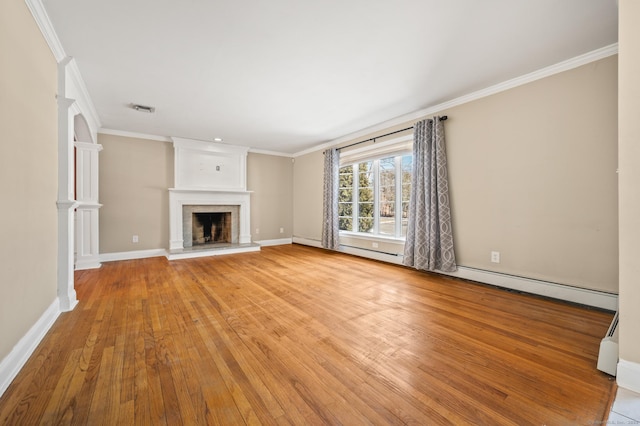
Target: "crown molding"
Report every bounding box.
[24,0,65,62]
[248,148,293,158]
[98,129,295,157]
[66,59,102,131]
[98,128,172,142]
[293,43,619,158]
[26,0,102,136]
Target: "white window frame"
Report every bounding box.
[338,135,412,241]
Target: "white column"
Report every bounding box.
[57,95,78,311]
[74,141,103,270]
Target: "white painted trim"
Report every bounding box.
[256,238,293,247]
[443,267,618,311]
[291,238,617,310]
[24,0,66,61]
[74,258,102,270]
[25,0,101,137]
[167,245,260,260]
[169,190,252,248]
[248,148,293,158]
[292,237,403,263]
[339,245,404,265]
[617,359,640,394]
[293,43,619,158]
[292,237,323,248]
[100,249,168,263]
[98,128,172,143]
[0,298,60,398]
[67,60,101,134]
[95,131,296,158]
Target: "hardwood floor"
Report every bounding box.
[0,244,615,425]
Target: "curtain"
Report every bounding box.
[321,148,340,250]
[403,117,456,272]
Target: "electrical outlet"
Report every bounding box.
[372,242,379,248]
[133,235,139,243]
[255,228,260,234]
[280,227,284,234]
[491,251,500,263]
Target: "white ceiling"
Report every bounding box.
[42,0,618,154]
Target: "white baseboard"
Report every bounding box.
[443,266,618,311]
[100,249,168,263]
[166,244,260,260]
[339,245,404,265]
[0,298,61,398]
[617,359,640,394]
[74,259,102,270]
[292,237,323,248]
[256,238,293,247]
[292,237,617,310]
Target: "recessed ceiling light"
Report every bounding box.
[131,103,155,113]
[213,137,223,142]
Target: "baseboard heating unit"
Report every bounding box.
[597,311,619,376]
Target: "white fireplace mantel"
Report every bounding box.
[167,137,257,259]
[168,188,252,251]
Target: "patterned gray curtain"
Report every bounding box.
[321,148,340,250]
[403,117,456,272]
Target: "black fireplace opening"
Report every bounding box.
[192,212,231,245]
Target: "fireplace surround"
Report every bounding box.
[167,137,258,259]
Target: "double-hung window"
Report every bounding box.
[338,137,413,239]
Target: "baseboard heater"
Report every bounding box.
[597,311,619,376]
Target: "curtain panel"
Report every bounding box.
[403,117,456,272]
[321,148,340,250]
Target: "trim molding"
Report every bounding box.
[256,238,293,247]
[292,238,618,310]
[100,249,168,263]
[293,43,619,158]
[98,128,172,143]
[443,266,618,311]
[292,237,323,248]
[339,245,404,265]
[25,0,101,134]
[0,298,60,398]
[67,60,102,133]
[74,259,102,270]
[617,359,640,394]
[248,148,293,158]
[24,0,65,61]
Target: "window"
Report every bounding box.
[339,154,412,238]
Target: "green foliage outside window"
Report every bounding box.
[339,155,412,236]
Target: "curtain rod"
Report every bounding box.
[337,115,448,151]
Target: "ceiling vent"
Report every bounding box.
[131,103,155,113]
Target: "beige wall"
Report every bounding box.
[247,153,294,241]
[294,56,618,293]
[618,0,640,367]
[99,134,173,252]
[98,136,294,251]
[292,150,324,240]
[0,0,59,360]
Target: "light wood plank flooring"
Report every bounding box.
[0,244,615,424]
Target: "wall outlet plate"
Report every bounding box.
[491,251,500,263]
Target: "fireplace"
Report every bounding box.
[167,137,257,259]
[182,204,240,247]
[193,212,230,245]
